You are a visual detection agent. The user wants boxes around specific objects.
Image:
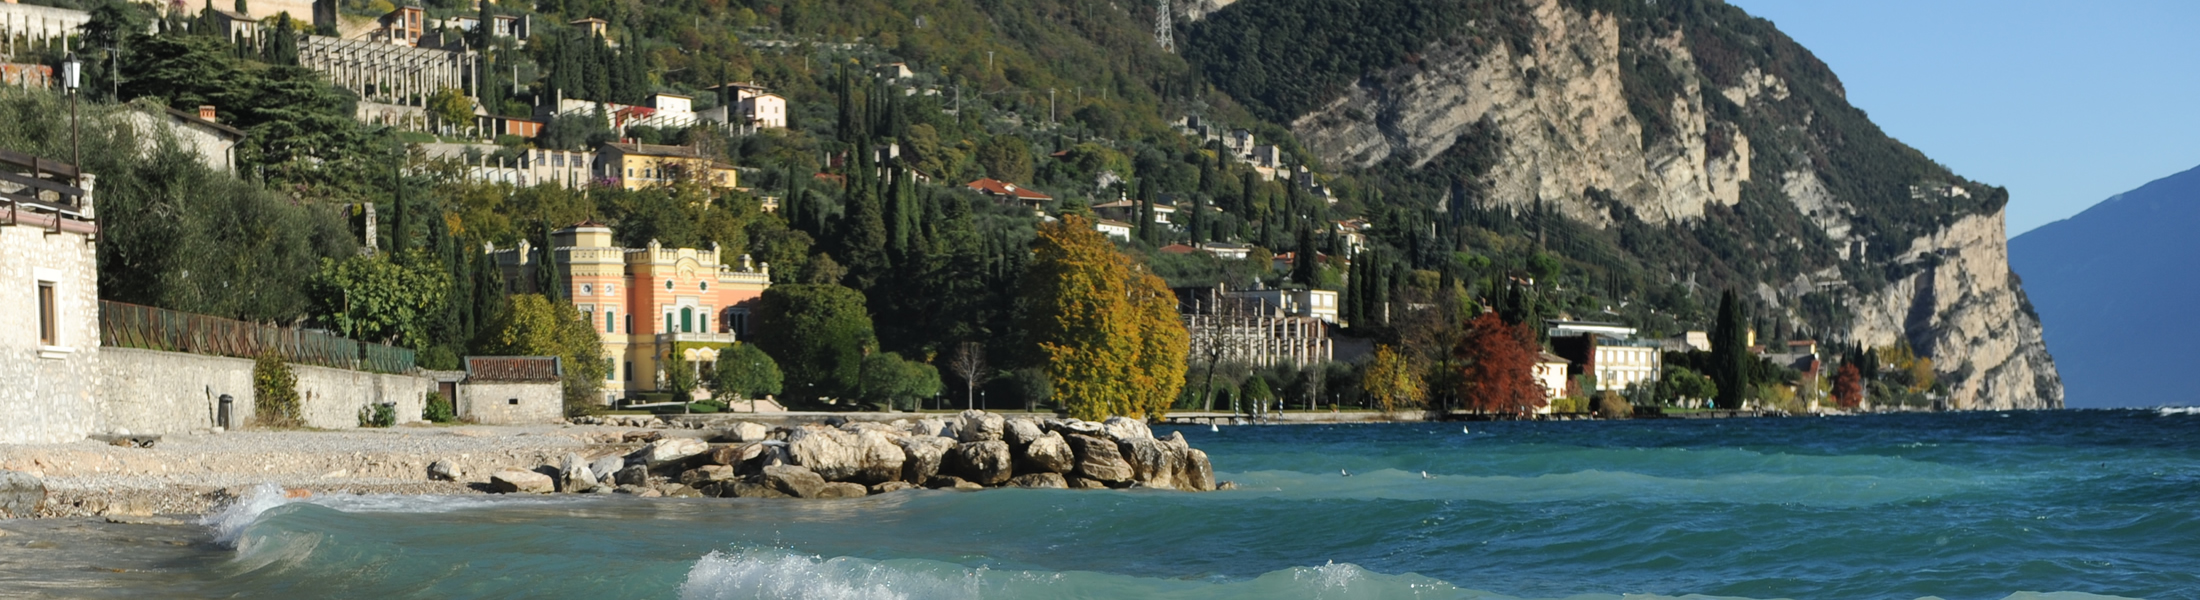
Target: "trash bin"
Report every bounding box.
[218,394,234,430]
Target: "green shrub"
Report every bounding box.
[253,350,301,428]
[358,402,396,427]
[422,392,456,423]
[1595,391,1633,420]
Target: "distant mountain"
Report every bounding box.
[2010,165,2200,408]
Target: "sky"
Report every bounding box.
[1726,0,2200,238]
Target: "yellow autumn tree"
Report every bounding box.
[1362,345,1426,414]
[1022,215,1188,421]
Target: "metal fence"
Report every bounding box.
[99,301,416,374]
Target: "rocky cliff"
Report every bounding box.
[1195,0,2060,409]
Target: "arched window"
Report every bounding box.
[681,307,693,333]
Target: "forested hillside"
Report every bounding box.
[41,0,2059,412]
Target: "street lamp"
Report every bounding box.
[61,52,81,182]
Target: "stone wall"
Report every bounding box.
[94,348,437,434]
[293,364,435,429]
[458,382,563,425]
[0,223,100,444]
[97,348,254,433]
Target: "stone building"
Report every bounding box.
[125,105,248,173]
[489,223,771,404]
[595,142,737,191]
[0,152,98,444]
[1547,320,1663,392]
[457,356,563,424]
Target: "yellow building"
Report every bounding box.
[491,223,771,405]
[595,142,739,191]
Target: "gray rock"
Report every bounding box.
[589,455,625,482]
[947,440,1014,485]
[722,421,771,443]
[814,482,869,499]
[905,418,951,438]
[1117,437,1179,489]
[869,481,918,494]
[629,438,710,469]
[662,484,704,498]
[788,426,906,484]
[680,465,736,487]
[1002,417,1047,448]
[1017,431,1077,474]
[762,464,828,498]
[956,409,1005,442]
[1050,419,1105,438]
[0,470,45,518]
[894,436,954,483]
[558,453,596,493]
[1176,448,1217,491]
[490,470,555,494]
[426,460,459,482]
[730,481,790,498]
[1008,472,1068,489]
[614,465,650,487]
[924,475,984,490]
[1064,434,1135,483]
[1067,476,1110,490]
[1101,416,1153,441]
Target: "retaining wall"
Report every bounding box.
[97,348,435,433]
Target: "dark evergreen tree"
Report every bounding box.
[1710,289,1749,409]
[1292,222,1317,285]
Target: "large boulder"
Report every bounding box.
[814,482,870,499]
[1176,448,1217,492]
[905,418,951,438]
[728,481,790,498]
[558,453,597,493]
[1117,437,1179,489]
[1101,416,1153,441]
[924,475,984,490]
[762,464,828,498]
[1008,472,1068,489]
[589,455,625,483]
[870,481,918,494]
[0,470,45,518]
[629,438,710,469]
[1064,434,1135,483]
[1002,418,1047,448]
[1049,419,1105,438]
[956,410,1005,442]
[1016,431,1077,474]
[490,470,555,494]
[895,436,954,483]
[946,440,1014,485]
[789,427,907,484]
[679,465,737,487]
[426,460,460,482]
[720,421,771,443]
[614,465,651,487]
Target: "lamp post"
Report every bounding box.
[61,52,81,183]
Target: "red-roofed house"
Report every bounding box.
[966,178,1052,213]
[1159,243,1198,255]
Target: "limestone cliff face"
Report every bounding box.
[1278,0,2060,409]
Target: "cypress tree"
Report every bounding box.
[1710,289,1749,410]
[1188,190,1205,244]
[535,226,562,302]
[1292,223,1317,285]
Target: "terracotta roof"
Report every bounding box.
[465,356,564,382]
[1159,243,1197,254]
[1096,218,1134,228]
[1539,352,1571,364]
[965,178,1052,201]
[1091,199,1137,209]
[602,142,704,158]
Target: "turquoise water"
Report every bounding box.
[174,411,2200,598]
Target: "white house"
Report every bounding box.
[1094,218,1133,241]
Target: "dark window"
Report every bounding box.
[508,398,519,405]
[37,282,56,346]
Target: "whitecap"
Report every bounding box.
[2157,406,2200,416]
[197,483,296,548]
[679,549,979,600]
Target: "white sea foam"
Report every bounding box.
[679,550,980,600]
[197,483,295,548]
[2158,406,2200,416]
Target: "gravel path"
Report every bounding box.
[0,423,692,518]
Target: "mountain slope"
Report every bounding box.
[1183,0,2061,409]
[2010,165,2200,408]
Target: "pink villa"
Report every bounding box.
[491,223,772,405]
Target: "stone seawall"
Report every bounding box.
[87,348,436,435]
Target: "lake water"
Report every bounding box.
[65,410,2200,599]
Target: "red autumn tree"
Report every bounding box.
[1455,312,1544,416]
[1832,363,1864,409]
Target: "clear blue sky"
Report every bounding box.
[1728,0,2200,237]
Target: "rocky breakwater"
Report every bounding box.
[490,410,1219,500]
